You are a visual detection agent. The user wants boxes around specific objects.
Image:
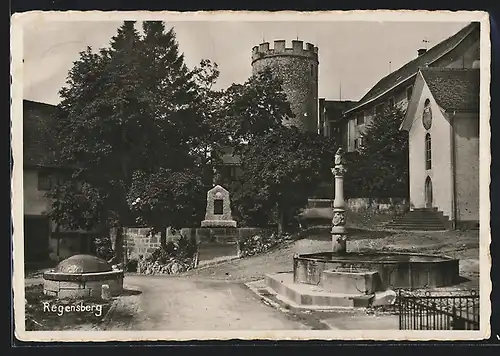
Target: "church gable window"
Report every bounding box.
[425,133,432,170]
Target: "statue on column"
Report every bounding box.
[331,147,348,253]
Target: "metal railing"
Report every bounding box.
[398,290,479,330]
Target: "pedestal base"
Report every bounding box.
[265,272,374,309]
[200,220,237,228]
[320,269,381,294]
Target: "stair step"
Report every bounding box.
[405,214,443,219]
[385,226,446,231]
[386,223,446,227]
[400,217,443,220]
[386,222,447,227]
[387,225,446,229]
[394,219,443,224]
[404,214,444,218]
[387,224,444,229]
[394,222,444,225]
[405,213,443,218]
[393,221,445,225]
[395,217,444,221]
[385,207,450,231]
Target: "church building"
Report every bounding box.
[341,22,480,153]
[400,67,480,229]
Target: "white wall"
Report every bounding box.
[408,80,453,218]
[453,113,480,222]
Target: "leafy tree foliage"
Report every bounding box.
[215,67,294,149]
[232,127,337,233]
[127,168,206,248]
[47,21,211,262]
[345,106,409,198]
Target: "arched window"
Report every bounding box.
[425,133,431,170]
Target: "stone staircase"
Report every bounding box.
[384,208,450,231]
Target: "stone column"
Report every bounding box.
[331,148,348,253]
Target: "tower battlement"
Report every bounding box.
[251,40,319,63]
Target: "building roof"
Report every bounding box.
[345,22,479,114]
[421,68,480,111]
[23,99,59,168]
[323,100,358,121]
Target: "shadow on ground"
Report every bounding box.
[121,289,142,296]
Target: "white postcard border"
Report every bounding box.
[11,10,492,342]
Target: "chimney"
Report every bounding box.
[418,48,427,57]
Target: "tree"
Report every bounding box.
[345,106,409,198]
[127,168,206,248]
[216,67,294,150]
[190,59,223,169]
[233,127,338,234]
[47,21,207,263]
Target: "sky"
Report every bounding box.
[23,20,470,105]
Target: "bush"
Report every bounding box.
[126,258,138,272]
[136,234,198,275]
[238,231,291,258]
[94,236,114,261]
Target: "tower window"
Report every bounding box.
[425,133,431,170]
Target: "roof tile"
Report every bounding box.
[421,68,479,111]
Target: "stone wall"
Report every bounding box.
[346,198,409,215]
[304,198,409,218]
[117,227,162,260]
[119,226,265,261]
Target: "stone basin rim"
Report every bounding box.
[294,251,458,264]
[43,270,124,282]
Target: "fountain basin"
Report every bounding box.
[43,254,124,299]
[294,252,459,289]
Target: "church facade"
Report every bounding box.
[400,68,480,229]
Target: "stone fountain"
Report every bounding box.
[43,254,124,299]
[264,148,460,309]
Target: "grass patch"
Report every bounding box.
[24,284,113,331]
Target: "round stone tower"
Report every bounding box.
[251,40,319,133]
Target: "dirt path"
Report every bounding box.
[104,275,312,331]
